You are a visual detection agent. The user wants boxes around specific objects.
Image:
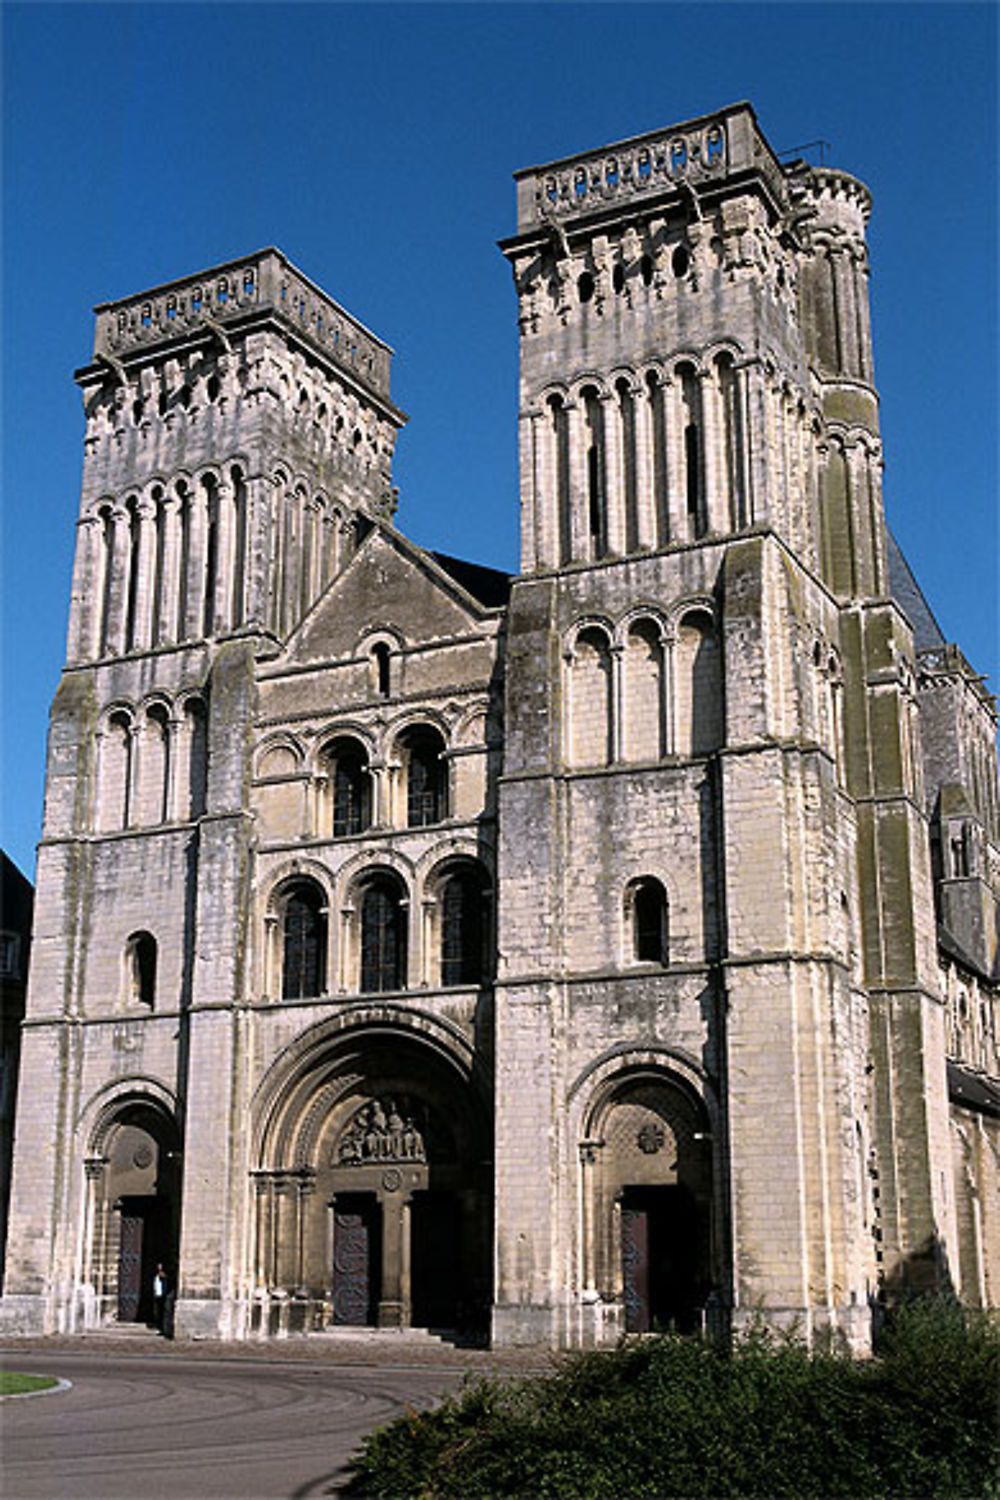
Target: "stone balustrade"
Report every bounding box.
[93,247,393,398]
[514,103,786,230]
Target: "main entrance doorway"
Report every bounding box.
[253,1027,492,1338]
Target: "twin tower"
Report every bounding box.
[4,103,997,1348]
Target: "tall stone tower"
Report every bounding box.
[4,252,406,1334]
[492,102,947,1347]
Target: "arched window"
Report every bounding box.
[616,378,638,552]
[715,353,744,530]
[631,879,669,964]
[402,727,447,828]
[124,496,141,651]
[547,393,571,565]
[370,642,391,698]
[125,930,157,1007]
[678,363,704,539]
[282,881,327,999]
[325,737,372,836]
[97,505,115,656]
[583,385,607,559]
[440,868,488,986]
[360,874,407,993]
[202,473,219,639]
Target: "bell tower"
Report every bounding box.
[68,248,405,667]
[492,104,946,1350]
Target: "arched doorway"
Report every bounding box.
[582,1071,715,1334]
[84,1098,182,1327]
[252,1023,492,1338]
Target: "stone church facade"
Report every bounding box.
[3,103,998,1349]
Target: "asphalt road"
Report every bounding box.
[1,1349,466,1500]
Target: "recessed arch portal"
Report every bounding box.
[251,1017,492,1337]
[580,1066,716,1334]
[82,1093,182,1328]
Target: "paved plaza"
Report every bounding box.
[1,1336,540,1499]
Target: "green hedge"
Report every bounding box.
[345,1299,999,1499]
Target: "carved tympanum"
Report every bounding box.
[336,1098,427,1166]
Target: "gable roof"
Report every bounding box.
[886,528,946,652]
[276,521,506,666]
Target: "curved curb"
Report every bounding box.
[0,1377,73,1401]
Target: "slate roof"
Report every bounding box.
[429,552,512,609]
[886,529,946,652]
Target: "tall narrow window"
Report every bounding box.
[176,480,191,639]
[124,497,141,650]
[632,879,669,964]
[230,466,247,629]
[202,474,219,638]
[646,372,669,545]
[98,505,115,655]
[583,386,607,558]
[679,364,704,538]
[370,642,391,698]
[548,394,571,564]
[282,882,327,999]
[404,728,447,827]
[328,738,372,836]
[441,869,486,986]
[716,353,743,531]
[177,697,208,820]
[151,486,166,647]
[125,931,157,1007]
[360,876,406,993]
[617,379,638,553]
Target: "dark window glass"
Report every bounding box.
[441,873,485,986]
[360,879,406,993]
[407,735,445,827]
[332,746,370,836]
[372,643,391,697]
[128,932,157,1007]
[283,885,326,999]
[634,880,668,964]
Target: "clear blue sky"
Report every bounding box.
[2,2,997,880]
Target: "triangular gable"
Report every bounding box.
[281,522,501,663]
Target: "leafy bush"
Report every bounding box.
[344,1299,999,1499]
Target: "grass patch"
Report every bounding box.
[0,1371,59,1396]
[345,1298,1000,1499]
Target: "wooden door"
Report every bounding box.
[622,1202,651,1332]
[117,1210,145,1322]
[332,1197,380,1325]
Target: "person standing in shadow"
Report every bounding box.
[152,1263,168,1333]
